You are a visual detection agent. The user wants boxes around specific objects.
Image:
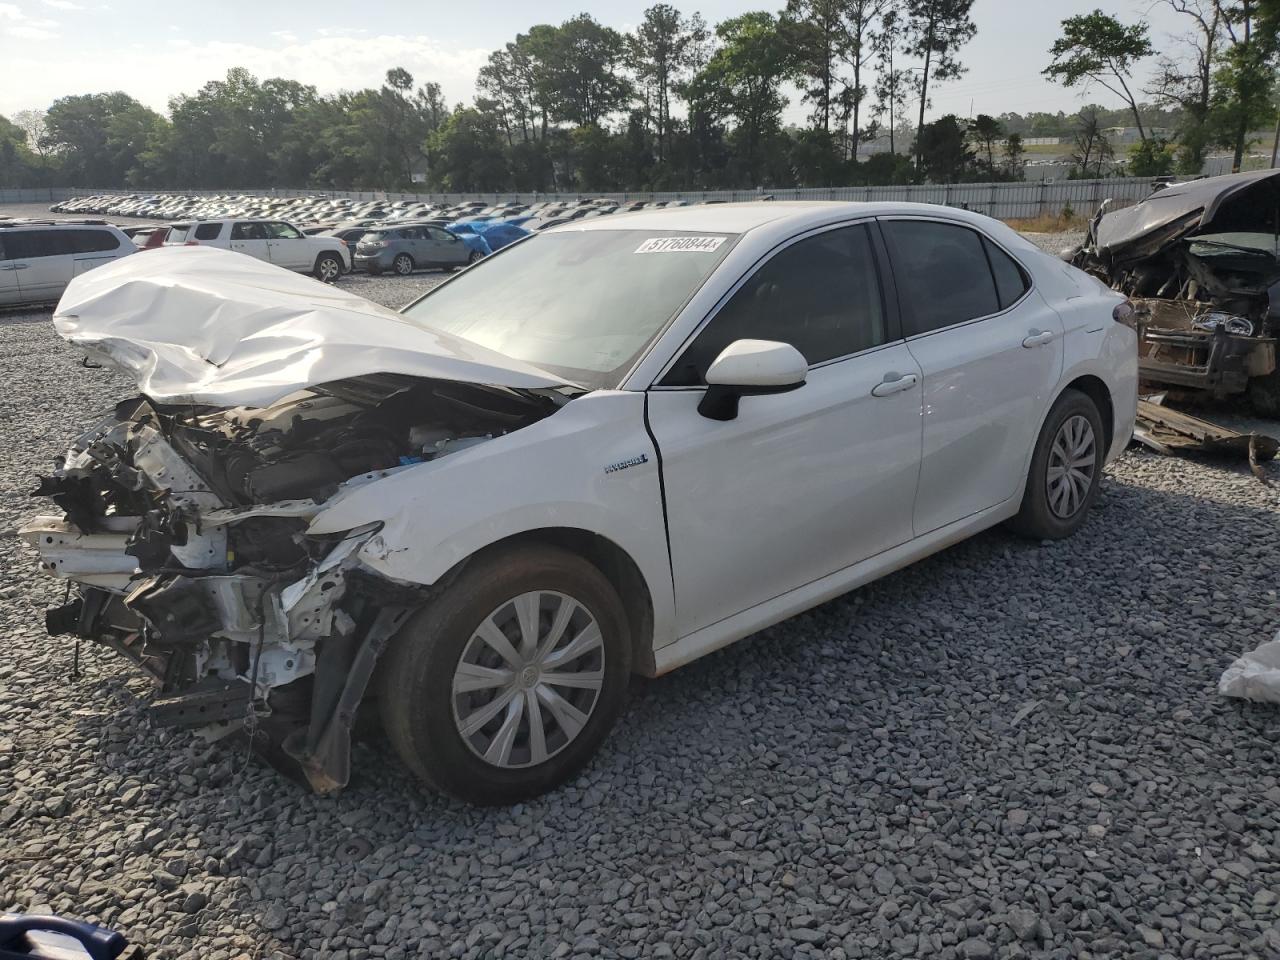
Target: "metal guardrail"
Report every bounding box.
[4,177,1166,219]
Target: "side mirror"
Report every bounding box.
[698,339,807,421]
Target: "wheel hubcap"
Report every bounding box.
[1046,414,1096,518]
[396,256,411,274]
[320,260,338,280]
[451,591,605,769]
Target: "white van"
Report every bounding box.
[0,220,135,307]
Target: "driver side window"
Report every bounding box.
[661,223,887,386]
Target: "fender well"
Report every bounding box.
[1061,374,1115,455]
[445,528,657,678]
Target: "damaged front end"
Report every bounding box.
[20,374,563,792]
[1072,170,1280,407]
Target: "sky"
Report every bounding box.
[0,0,1194,125]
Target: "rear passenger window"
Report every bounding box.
[663,224,886,386]
[881,220,1000,335]
[984,238,1029,309]
[194,223,221,241]
[68,230,121,253]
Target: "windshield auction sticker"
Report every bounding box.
[635,236,726,254]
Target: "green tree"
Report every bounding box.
[780,0,846,134]
[629,4,708,161]
[1003,131,1025,178]
[1127,135,1175,175]
[691,12,793,185]
[872,7,915,155]
[905,0,977,169]
[1069,106,1113,177]
[1044,11,1154,141]
[43,92,169,185]
[540,15,632,127]
[1147,0,1223,173]
[427,107,510,191]
[1205,1,1278,170]
[0,114,41,187]
[967,113,1004,174]
[914,113,973,181]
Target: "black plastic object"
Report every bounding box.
[0,914,128,960]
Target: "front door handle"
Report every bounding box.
[0,263,27,270]
[871,372,919,397]
[1022,330,1055,348]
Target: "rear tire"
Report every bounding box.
[379,545,632,805]
[393,253,414,276]
[1009,389,1105,540]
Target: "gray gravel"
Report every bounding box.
[2,232,1280,960]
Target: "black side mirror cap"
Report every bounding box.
[697,381,804,421]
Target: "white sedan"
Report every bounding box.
[22,203,1136,804]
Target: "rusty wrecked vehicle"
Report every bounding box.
[1070,168,1280,412]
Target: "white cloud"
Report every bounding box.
[1,32,488,114]
[42,0,84,9]
[0,2,59,40]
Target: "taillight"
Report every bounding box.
[1112,300,1135,323]
[184,240,199,246]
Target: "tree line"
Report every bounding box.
[1,0,1277,193]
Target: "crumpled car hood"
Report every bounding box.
[1095,168,1280,260]
[53,245,573,408]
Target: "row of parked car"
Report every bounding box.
[33,193,705,288]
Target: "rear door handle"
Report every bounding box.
[1022,330,1055,348]
[0,263,27,270]
[871,372,919,397]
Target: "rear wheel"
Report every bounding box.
[1009,389,1105,540]
[393,253,414,276]
[379,545,632,805]
[314,253,343,283]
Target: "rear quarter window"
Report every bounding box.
[194,223,222,241]
[167,225,191,243]
[68,229,122,254]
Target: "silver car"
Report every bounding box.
[354,224,480,275]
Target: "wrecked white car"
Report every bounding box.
[22,204,1136,804]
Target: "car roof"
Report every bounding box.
[547,200,999,236]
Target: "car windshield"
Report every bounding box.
[401,229,736,390]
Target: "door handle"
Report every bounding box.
[1022,330,1055,348]
[871,372,919,397]
[0,263,27,270]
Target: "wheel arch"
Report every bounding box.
[1059,373,1114,455]
[440,527,657,678]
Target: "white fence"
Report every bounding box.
[4,177,1169,218]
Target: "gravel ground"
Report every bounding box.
[2,231,1280,960]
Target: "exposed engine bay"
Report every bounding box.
[1070,169,1280,409]
[20,374,565,791]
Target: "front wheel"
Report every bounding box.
[314,253,343,283]
[1009,389,1105,540]
[378,545,632,805]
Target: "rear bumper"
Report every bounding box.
[353,251,394,271]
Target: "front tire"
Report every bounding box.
[314,253,343,283]
[1009,389,1105,540]
[378,545,632,805]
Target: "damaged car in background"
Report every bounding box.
[22,203,1136,805]
[1071,168,1280,413]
